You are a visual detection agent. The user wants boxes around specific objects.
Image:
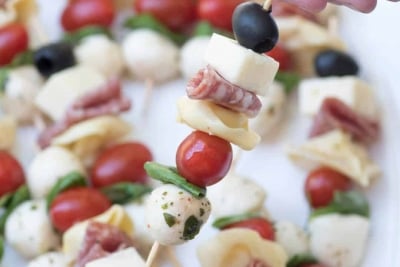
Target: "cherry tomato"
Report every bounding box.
[266,43,292,71]
[50,187,111,232]
[197,0,245,31]
[91,142,153,188]
[223,217,275,241]
[305,167,352,208]
[176,131,232,187]
[0,151,25,198]
[0,23,29,66]
[61,0,115,32]
[134,0,197,31]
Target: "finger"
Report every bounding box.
[329,0,377,13]
[283,0,327,12]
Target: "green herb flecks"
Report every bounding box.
[163,213,177,227]
[182,215,201,240]
[101,182,152,204]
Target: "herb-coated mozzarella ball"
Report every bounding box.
[275,221,309,258]
[74,35,124,78]
[122,29,180,83]
[1,66,43,124]
[309,214,369,267]
[27,252,68,267]
[5,199,60,259]
[145,184,211,245]
[27,146,86,199]
[179,36,210,79]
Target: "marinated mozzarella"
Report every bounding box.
[275,221,309,258]
[145,184,211,246]
[1,66,43,123]
[309,214,369,267]
[122,29,180,83]
[27,252,68,267]
[0,116,16,151]
[207,172,266,218]
[27,146,86,199]
[179,36,210,80]
[197,228,287,267]
[85,248,145,267]
[5,200,60,259]
[74,35,125,78]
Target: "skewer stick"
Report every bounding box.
[263,0,272,10]
[146,241,161,267]
[165,247,183,267]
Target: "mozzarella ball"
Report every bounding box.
[309,214,369,267]
[27,252,68,267]
[275,221,309,258]
[1,66,43,124]
[122,29,180,83]
[145,184,211,245]
[179,36,210,79]
[74,35,125,78]
[27,146,86,199]
[5,199,60,259]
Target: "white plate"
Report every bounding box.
[2,1,400,267]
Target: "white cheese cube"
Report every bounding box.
[205,33,279,96]
[85,248,145,267]
[299,76,378,119]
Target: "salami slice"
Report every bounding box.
[187,65,261,118]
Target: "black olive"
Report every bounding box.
[314,50,359,77]
[34,42,76,77]
[232,2,279,53]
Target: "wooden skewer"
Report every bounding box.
[146,241,161,267]
[165,246,183,267]
[263,0,272,10]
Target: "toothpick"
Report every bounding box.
[146,241,161,267]
[263,0,272,10]
[166,247,183,267]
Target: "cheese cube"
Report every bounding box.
[205,33,279,96]
[85,248,145,267]
[299,76,378,119]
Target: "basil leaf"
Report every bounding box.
[63,26,112,45]
[46,171,87,210]
[212,212,259,229]
[101,182,152,204]
[9,50,33,68]
[0,185,30,233]
[287,254,317,267]
[0,193,12,208]
[0,68,9,94]
[311,191,370,219]
[144,162,206,198]
[0,235,3,262]
[193,21,215,37]
[275,71,301,94]
[124,14,187,45]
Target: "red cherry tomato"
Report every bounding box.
[50,187,111,232]
[134,0,197,31]
[305,167,352,208]
[0,151,25,198]
[223,217,275,241]
[266,43,292,71]
[0,23,29,66]
[197,0,245,31]
[176,131,232,187]
[61,0,115,32]
[91,142,153,188]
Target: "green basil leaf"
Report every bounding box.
[0,193,12,208]
[0,68,9,94]
[63,26,112,45]
[101,182,152,204]
[9,50,33,68]
[46,171,87,210]
[124,14,187,45]
[0,235,3,262]
[311,191,370,219]
[212,212,259,229]
[0,185,30,234]
[275,71,301,94]
[144,162,206,198]
[193,21,215,37]
[287,254,317,267]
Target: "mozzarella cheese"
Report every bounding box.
[85,248,145,267]
[177,97,260,150]
[286,130,380,187]
[145,184,211,246]
[197,228,287,267]
[205,33,279,96]
[35,65,106,121]
[275,221,310,258]
[74,35,125,78]
[63,205,133,264]
[299,76,378,119]
[179,36,210,79]
[122,29,180,83]
[27,252,68,267]
[207,172,266,218]
[309,214,369,267]
[27,146,86,199]
[5,200,60,259]
[0,116,16,151]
